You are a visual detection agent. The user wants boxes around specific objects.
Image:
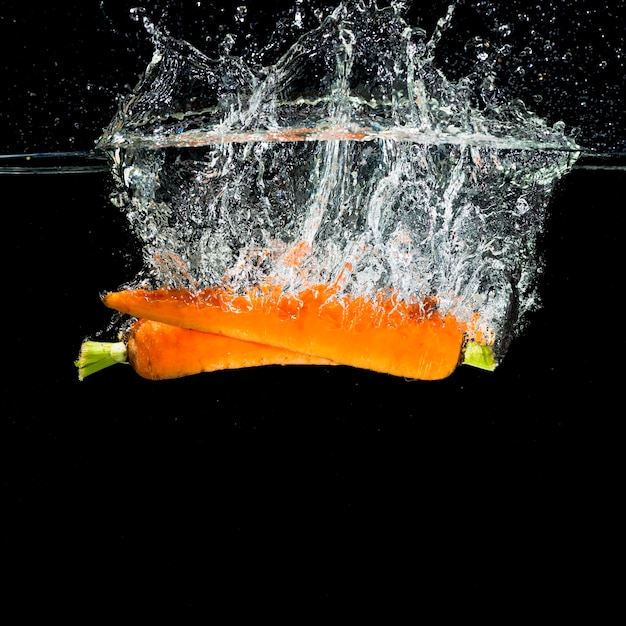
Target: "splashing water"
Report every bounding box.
[98,1,580,359]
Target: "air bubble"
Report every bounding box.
[465,36,491,62]
[497,23,512,38]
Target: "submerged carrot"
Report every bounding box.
[128,319,334,379]
[76,318,335,381]
[102,284,493,380]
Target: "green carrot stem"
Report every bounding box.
[462,340,497,371]
[75,341,128,380]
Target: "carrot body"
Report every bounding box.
[127,318,335,380]
[104,284,467,380]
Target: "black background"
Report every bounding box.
[1,1,624,621]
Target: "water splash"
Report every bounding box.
[99,1,580,358]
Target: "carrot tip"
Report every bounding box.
[462,341,497,372]
[75,340,128,380]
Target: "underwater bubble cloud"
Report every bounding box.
[81,1,582,380]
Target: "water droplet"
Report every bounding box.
[235,5,247,24]
[129,6,155,35]
[129,7,142,22]
[497,23,512,38]
[294,0,304,29]
[218,33,236,56]
[498,43,512,58]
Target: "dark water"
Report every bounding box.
[1,1,624,620]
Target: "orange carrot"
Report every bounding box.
[76,318,335,380]
[127,318,335,379]
[103,284,474,380]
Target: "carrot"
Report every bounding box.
[102,284,495,380]
[128,319,334,379]
[76,318,335,381]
